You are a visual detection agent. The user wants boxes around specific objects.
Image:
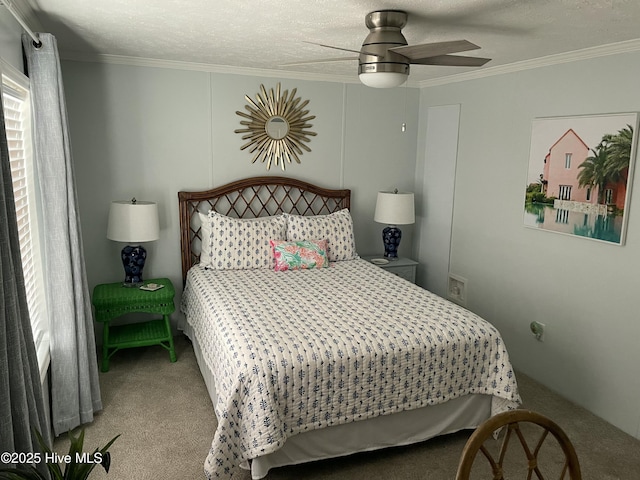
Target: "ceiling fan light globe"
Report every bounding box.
[359,72,408,88]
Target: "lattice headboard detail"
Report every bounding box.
[178,176,351,283]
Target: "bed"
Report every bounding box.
[178,176,520,479]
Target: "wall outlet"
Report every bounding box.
[448,273,467,306]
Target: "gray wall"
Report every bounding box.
[60,61,420,307]
[416,51,640,439]
[0,7,25,72]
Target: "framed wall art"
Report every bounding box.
[524,112,639,245]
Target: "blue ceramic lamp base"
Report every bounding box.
[121,244,147,287]
[382,225,402,260]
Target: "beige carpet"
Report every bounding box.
[54,335,640,479]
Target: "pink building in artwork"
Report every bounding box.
[542,129,627,210]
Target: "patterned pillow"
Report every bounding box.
[199,211,287,269]
[285,209,357,262]
[270,239,330,271]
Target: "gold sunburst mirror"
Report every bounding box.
[235,83,317,171]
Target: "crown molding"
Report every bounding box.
[60,51,366,85]
[417,38,640,88]
[59,38,640,90]
[59,51,426,87]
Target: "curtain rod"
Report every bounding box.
[1,0,42,47]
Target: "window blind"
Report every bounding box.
[2,69,50,381]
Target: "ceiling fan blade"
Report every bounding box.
[304,41,383,58]
[411,54,491,67]
[389,40,480,61]
[280,56,358,67]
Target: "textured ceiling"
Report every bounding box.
[24,0,640,84]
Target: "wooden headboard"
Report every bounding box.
[178,176,351,284]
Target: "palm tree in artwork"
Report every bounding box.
[602,124,634,185]
[578,125,634,205]
[577,142,610,204]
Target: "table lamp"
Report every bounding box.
[107,198,159,286]
[374,190,415,260]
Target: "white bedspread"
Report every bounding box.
[181,259,520,479]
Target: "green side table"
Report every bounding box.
[92,277,177,372]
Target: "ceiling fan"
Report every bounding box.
[291,10,491,88]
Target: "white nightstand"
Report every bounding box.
[362,255,418,284]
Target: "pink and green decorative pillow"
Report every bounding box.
[270,239,330,271]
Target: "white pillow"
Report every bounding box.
[198,212,212,264]
[199,211,287,269]
[285,209,357,262]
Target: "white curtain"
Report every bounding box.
[22,33,102,436]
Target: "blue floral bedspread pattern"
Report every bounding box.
[181,259,521,479]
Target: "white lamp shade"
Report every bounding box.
[107,200,159,243]
[359,72,408,88]
[374,191,415,225]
